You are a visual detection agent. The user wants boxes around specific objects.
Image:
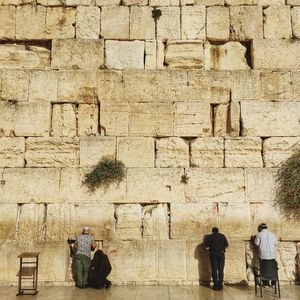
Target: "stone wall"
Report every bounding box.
[0,0,300,286]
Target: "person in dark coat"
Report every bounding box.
[88,250,112,289]
[205,227,229,291]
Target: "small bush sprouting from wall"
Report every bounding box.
[275,149,300,219]
[84,156,125,192]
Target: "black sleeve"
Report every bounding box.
[205,236,211,248]
[223,235,229,248]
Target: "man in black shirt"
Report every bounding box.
[205,227,229,290]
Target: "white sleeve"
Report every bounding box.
[254,234,260,246]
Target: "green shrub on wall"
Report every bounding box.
[84,156,125,192]
[275,149,300,219]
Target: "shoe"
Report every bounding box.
[212,285,219,290]
[105,281,112,289]
[83,284,89,288]
[218,286,223,291]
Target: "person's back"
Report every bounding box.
[206,232,228,253]
[76,234,94,257]
[255,227,277,260]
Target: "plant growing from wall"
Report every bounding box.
[84,156,125,192]
[275,148,300,219]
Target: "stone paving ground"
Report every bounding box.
[1,285,300,300]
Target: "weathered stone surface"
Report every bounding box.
[0,168,60,203]
[0,44,50,69]
[0,204,17,239]
[181,6,205,40]
[263,137,300,167]
[226,0,255,4]
[130,6,155,40]
[127,168,185,203]
[99,101,129,136]
[45,7,75,39]
[52,104,77,137]
[124,0,148,4]
[245,168,276,203]
[207,6,229,41]
[263,6,292,39]
[205,42,250,70]
[156,137,189,168]
[195,0,223,4]
[25,137,79,167]
[230,6,263,40]
[171,203,218,239]
[293,71,300,100]
[165,41,204,69]
[174,102,212,137]
[0,137,25,167]
[143,204,169,240]
[150,0,179,5]
[225,137,263,168]
[101,6,129,39]
[76,6,100,39]
[103,241,156,280]
[292,7,300,39]
[117,137,154,168]
[52,39,104,69]
[130,103,173,136]
[185,168,245,202]
[190,137,224,168]
[241,102,300,137]
[80,136,116,167]
[77,204,114,240]
[78,104,98,136]
[114,204,142,240]
[257,0,284,4]
[277,242,298,281]
[252,39,300,69]
[0,5,15,40]
[279,216,300,241]
[105,40,144,70]
[157,7,180,40]
[96,0,119,4]
[0,101,51,137]
[145,41,157,70]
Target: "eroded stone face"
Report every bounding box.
[0,204,17,239]
[0,137,25,167]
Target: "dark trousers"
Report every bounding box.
[210,251,225,287]
[260,259,277,286]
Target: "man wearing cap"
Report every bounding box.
[74,226,97,288]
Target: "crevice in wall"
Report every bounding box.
[97,100,101,135]
[15,203,23,240]
[141,205,144,238]
[24,137,28,167]
[226,103,232,135]
[210,103,218,137]
[75,103,79,137]
[223,137,226,168]
[50,103,54,137]
[239,102,243,137]
[0,40,52,51]
[241,41,253,69]
[167,203,171,239]
[261,137,269,168]
[154,138,158,168]
[41,203,47,241]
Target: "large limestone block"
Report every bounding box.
[0,168,60,203]
[143,204,169,240]
[58,70,96,103]
[171,203,218,239]
[263,6,292,39]
[293,71,300,100]
[292,7,300,39]
[181,6,205,40]
[78,104,99,136]
[52,39,104,69]
[103,241,156,280]
[29,70,58,102]
[241,102,300,137]
[124,0,148,4]
[252,39,300,69]
[99,101,129,136]
[279,215,300,241]
[105,40,144,70]
[16,5,46,40]
[205,42,250,70]
[156,137,189,168]
[174,102,212,137]
[195,0,223,4]
[0,101,50,137]
[52,104,77,137]
[80,136,116,167]
[117,137,154,168]
[0,204,17,239]
[1,0,34,4]
[127,168,185,203]
[0,44,50,69]
[77,204,114,240]
[129,103,173,136]
[145,40,157,70]
[130,6,155,40]
[101,6,129,39]
[157,241,186,282]
[245,168,276,203]
[207,6,229,41]
[59,168,126,203]
[165,41,204,69]
[114,204,142,240]
[45,7,75,39]
[263,137,300,167]
[230,6,263,41]
[0,137,25,167]
[190,137,224,168]
[277,242,298,281]
[0,5,15,40]
[157,7,180,40]
[76,6,100,39]
[185,168,245,202]
[25,137,79,167]
[225,137,263,168]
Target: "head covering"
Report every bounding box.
[259,223,268,230]
[83,225,90,233]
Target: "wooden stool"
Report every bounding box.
[16,252,40,296]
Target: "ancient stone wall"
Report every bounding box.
[0,0,299,286]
